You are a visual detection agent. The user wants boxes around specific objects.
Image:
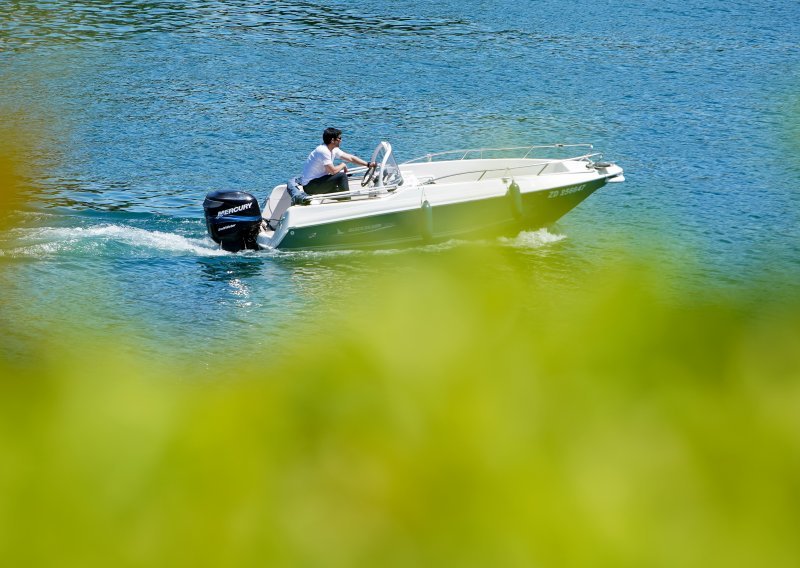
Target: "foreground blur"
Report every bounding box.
[1,243,799,567]
[2,114,800,566]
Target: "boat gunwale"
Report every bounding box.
[403,153,605,184]
[300,151,608,204]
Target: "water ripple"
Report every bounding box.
[1,0,472,50]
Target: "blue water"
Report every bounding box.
[1,1,799,362]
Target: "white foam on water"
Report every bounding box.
[2,224,569,259]
[2,224,230,257]
[500,228,567,249]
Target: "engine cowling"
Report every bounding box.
[203,190,262,252]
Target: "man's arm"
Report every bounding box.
[338,151,375,168]
[324,162,347,174]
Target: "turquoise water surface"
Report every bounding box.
[1,1,798,362]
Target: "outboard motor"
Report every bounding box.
[203,190,262,252]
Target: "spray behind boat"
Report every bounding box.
[203,190,262,252]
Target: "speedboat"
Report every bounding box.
[203,142,624,252]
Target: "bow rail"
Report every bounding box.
[402,143,594,164]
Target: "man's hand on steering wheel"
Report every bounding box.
[361,161,378,187]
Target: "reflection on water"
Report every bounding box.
[196,254,265,282]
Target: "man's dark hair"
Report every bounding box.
[323,127,342,144]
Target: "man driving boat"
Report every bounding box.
[301,128,376,195]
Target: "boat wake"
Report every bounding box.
[0,223,567,260]
[0,223,227,258]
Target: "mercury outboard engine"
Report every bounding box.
[203,190,262,252]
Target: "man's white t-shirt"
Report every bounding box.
[301,144,343,185]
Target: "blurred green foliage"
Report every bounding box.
[2,103,799,566]
[1,245,799,567]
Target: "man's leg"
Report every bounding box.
[331,170,349,192]
[304,172,349,195]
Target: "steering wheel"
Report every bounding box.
[361,163,377,187]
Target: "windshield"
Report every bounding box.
[370,141,403,188]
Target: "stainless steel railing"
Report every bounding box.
[402,143,594,164]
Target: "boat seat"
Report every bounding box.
[262,185,292,230]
